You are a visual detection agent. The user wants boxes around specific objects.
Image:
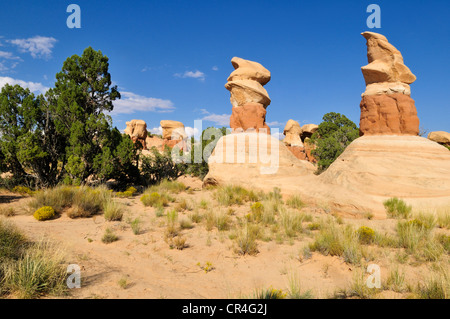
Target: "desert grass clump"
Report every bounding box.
[28,186,75,213]
[385,266,407,293]
[1,241,67,299]
[415,270,449,299]
[118,277,129,289]
[165,210,179,238]
[279,209,304,238]
[234,223,259,256]
[309,221,364,265]
[33,206,55,221]
[286,273,314,299]
[102,228,118,244]
[103,201,124,221]
[204,209,231,231]
[214,185,262,206]
[179,216,194,230]
[436,210,450,229]
[199,199,209,209]
[286,195,305,210]
[396,219,443,261]
[140,191,172,208]
[189,210,203,224]
[0,207,16,217]
[383,197,412,219]
[130,218,142,235]
[170,236,188,250]
[147,180,186,194]
[0,219,27,261]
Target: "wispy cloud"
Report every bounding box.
[0,51,21,60]
[198,108,230,126]
[266,120,286,127]
[212,66,219,71]
[174,70,205,81]
[8,36,57,59]
[0,76,49,94]
[112,91,175,115]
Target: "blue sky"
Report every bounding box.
[0,0,449,137]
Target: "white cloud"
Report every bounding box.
[198,108,230,126]
[0,76,49,94]
[8,36,57,59]
[212,66,219,71]
[149,126,163,136]
[112,91,175,115]
[174,70,205,81]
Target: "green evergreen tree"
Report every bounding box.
[310,112,359,174]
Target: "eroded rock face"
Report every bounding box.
[301,124,319,141]
[428,131,450,146]
[360,93,420,136]
[124,119,148,150]
[359,32,419,136]
[230,102,270,134]
[225,57,271,132]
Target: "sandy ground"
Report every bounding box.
[0,176,446,299]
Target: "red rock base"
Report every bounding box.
[359,93,419,136]
[230,102,270,134]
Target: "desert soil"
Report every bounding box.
[0,176,447,299]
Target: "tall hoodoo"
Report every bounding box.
[226,57,271,133]
[359,32,419,136]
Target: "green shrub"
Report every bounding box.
[310,112,359,173]
[254,287,287,299]
[383,198,412,219]
[12,186,33,196]
[214,185,262,206]
[234,224,259,256]
[130,218,142,235]
[357,226,375,244]
[33,206,55,221]
[141,192,170,208]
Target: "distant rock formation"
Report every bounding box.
[124,120,148,150]
[359,32,419,136]
[300,124,319,142]
[282,120,318,163]
[226,57,271,133]
[160,120,188,150]
[428,131,450,147]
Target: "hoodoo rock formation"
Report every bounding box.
[226,57,271,133]
[160,120,188,150]
[124,120,149,150]
[317,31,450,216]
[203,58,315,187]
[359,32,419,136]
